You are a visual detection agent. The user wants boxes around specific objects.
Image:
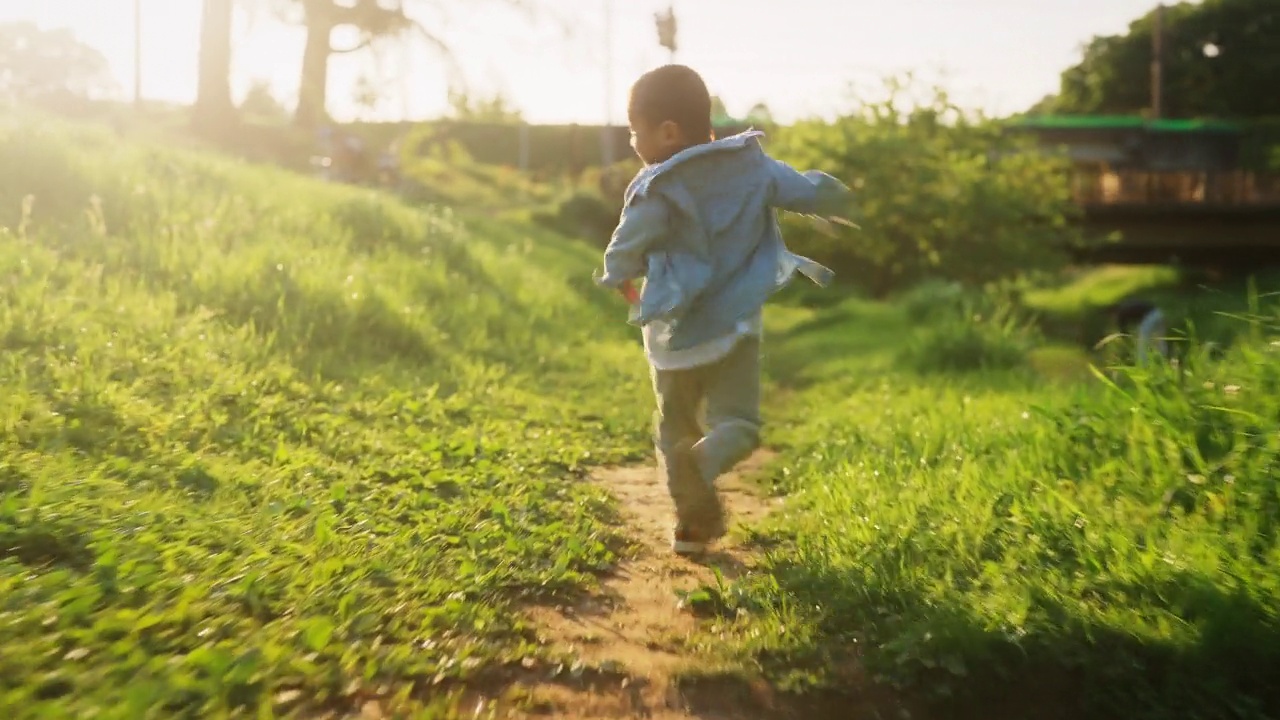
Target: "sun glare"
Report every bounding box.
[1,0,1178,125]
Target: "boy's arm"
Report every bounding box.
[766,158,855,220]
[595,196,668,291]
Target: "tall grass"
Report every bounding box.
[735,289,1280,719]
[0,117,651,717]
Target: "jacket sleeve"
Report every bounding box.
[595,196,669,288]
[766,158,854,219]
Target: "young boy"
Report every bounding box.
[594,65,854,555]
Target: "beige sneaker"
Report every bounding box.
[670,442,727,555]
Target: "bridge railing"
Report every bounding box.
[1071,169,1280,208]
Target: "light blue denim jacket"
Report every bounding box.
[594,130,853,352]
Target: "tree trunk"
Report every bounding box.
[294,16,334,129]
[194,0,235,131]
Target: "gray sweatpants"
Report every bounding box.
[650,336,762,530]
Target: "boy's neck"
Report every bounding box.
[656,138,710,165]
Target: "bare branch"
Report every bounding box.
[407,18,464,88]
[331,35,376,54]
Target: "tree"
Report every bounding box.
[1044,0,1280,118]
[284,0,406,128]
[273,0,547,129]
[351,74,383,120]
[710,95,730,122]
[773,80,1076,296]
[447,88,522,123]
[0,22,113,104]
[746,102,774,125]
[195,0,236,130]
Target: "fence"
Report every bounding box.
[349,120,755,175]
[1071,168,1280,207]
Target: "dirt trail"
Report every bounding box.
[499,451,787,719]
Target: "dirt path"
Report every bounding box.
[494,451,786,719]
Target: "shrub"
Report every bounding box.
[898,278,966,323]
[899,296,1039,373]
[530,190,618,245]
[770,78,1078,297]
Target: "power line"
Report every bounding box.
[133,0,142,107]
[601,0,614,165]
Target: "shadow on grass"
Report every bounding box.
[764,558,1280,720]
[763,298,914,391]
[1030,267,1280,350]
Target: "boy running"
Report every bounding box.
[595,65,854,555]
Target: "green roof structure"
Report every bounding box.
[1010,115,1242,133]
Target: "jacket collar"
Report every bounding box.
[627,129,765,203]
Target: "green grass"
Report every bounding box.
[7,109,1280,720]
[721,286,1280,719]
[1023,264,1280,353]
[1022,265,1182,317]
[0,117,652,718]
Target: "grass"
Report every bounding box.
[7,108,1280,720]
[1023,264,1280,352]
[711,279,1280,719]
[0,116,653,718]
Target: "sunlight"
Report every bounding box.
[0,0,1167,124]
[4,1,1280,717]
[0,0,202,102]
[0,0,1178,124]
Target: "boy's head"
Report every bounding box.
[627,64,713,165]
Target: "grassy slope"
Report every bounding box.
[719,280,1280,719]
[7,111,1280,720]
[0,118,652,718]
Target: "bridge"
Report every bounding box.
[1077,203,1280,265]
[1011,116,1280,268]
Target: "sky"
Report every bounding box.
[0,0,1168,124]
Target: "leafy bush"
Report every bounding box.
[899,296,1038,373]
[897,278,966,323]
[530,190,618,244]
[770,78,1078,296]
[395,124,555,209]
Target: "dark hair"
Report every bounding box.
[627,64,712,142]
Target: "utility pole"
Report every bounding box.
[133,0,145,109]
[134,0,143,109]
[399,42,411,121]
[601,0,614,169]
[1151,2,1164,118]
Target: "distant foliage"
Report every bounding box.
[530,190,617,243]
[0,22,114,105]
[771,79,1078,296]
[898,278,967,323]
[1046,0,1280,119]
[897,283,1040,373]
[239,81,290,123]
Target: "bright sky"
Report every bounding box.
[0,0,1167,124]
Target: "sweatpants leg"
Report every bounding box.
[651,362,715,531]
[650,336,762,532]
[695,336,763,481]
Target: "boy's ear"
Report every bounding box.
[658,120,683,144]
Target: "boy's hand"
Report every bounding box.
[619,279,640,305]
[812,215,860,238]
